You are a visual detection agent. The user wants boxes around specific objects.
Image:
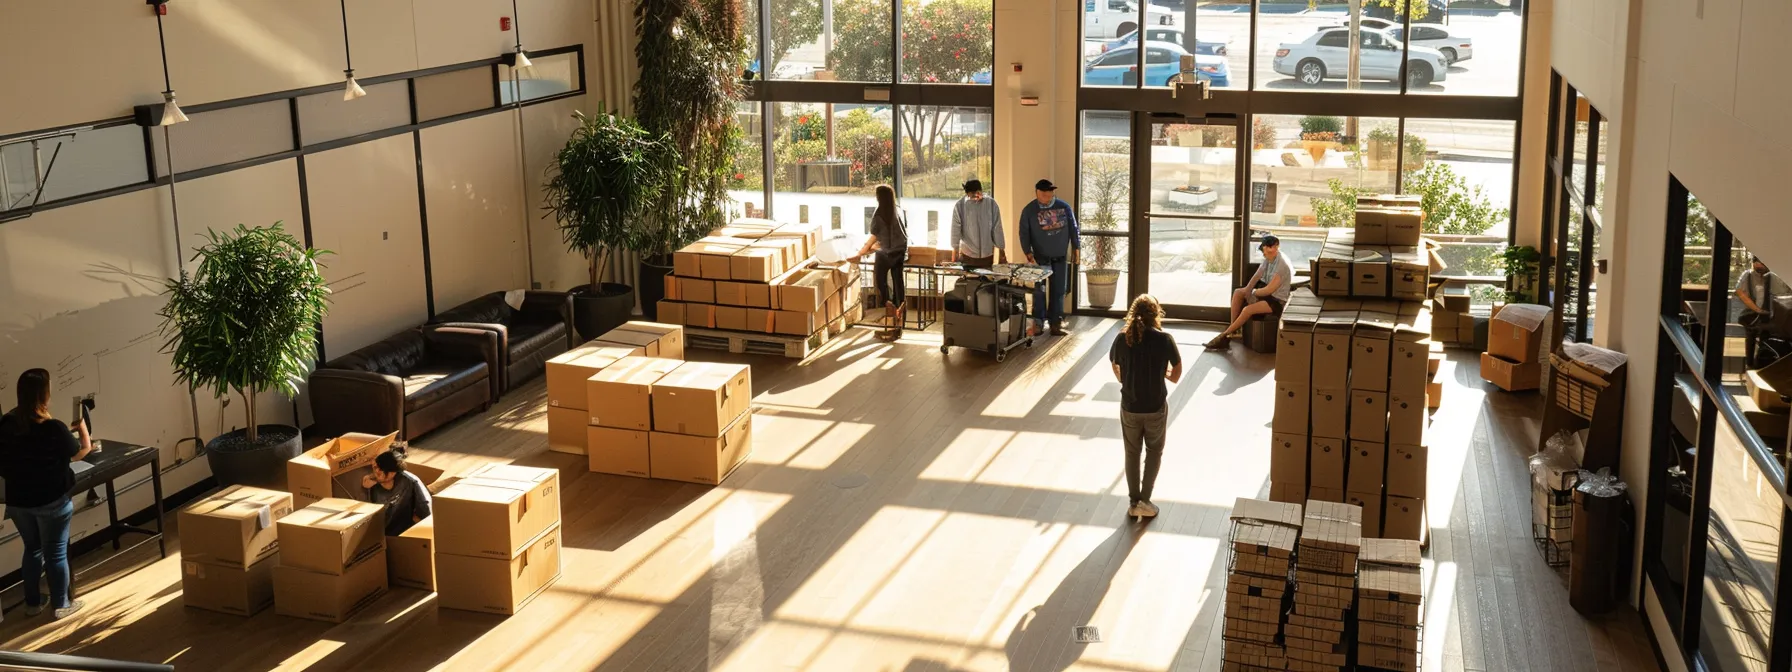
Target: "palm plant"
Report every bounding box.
[159,223,330,445]
[543,108,682,290]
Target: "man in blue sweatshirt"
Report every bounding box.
[1019,178,1080,337]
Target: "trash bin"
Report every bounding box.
[1570,468,1627,615]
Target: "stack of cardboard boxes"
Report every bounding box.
[1356,538,1425,672]
[658,220,864,338]
[1429,290,1475,346]
[544,322,684,455]
[179,485,294,616]
[272,498,389,622]
[1286,500,1362,672]
[1223,498,1303,671]
[1480,304,1551,392]
[384,461,454,591]
[433,464,563,615]
[287,431,396,509]
[587,356,753,485]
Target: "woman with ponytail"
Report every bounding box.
[0,369,91,619]
[1109,294,1182,519]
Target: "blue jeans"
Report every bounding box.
[1032,258,1070,326]
[9,497,74,609]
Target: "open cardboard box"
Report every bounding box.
[287,432,397,510]
[385,461,457,591]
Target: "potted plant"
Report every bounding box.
[1366,124,1399,170]
[159,223,330,488]
[1502,245,1542,303]
[1083,155,1129,309]
[544,108,681,340]
[1299,116,1344,163]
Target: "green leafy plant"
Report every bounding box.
[1252,118,1279,148]
[1367,124,1399,144]
[830,0,992,177]
[634,0,748,258]
[1299,116,1344,136]
[159,223,331,444]
[544,109,682,289]
[1502,245,1542,302]
[1306,0,1430,21]
[1083,154,1129,270]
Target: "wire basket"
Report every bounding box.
[1530,475,1575,567]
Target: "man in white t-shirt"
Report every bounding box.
[1207,235,1292,350]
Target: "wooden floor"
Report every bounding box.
[1,319,1663,672]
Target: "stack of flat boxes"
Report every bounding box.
[1286,500,1362,672]
[660,220,864,337]
[433,464,563,615]
[1429,291,1475,346]
[179,485,294,616]
[544,322,684,456]
[1222,498,1304,671]
[272,498,389,623]
[1356,538,1425,672]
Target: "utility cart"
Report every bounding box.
[940,264,1045,362]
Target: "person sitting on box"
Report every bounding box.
[361,450,431,536]
[951,179,1004,271]
[1207,235,1291,350]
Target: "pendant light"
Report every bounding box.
[339,0,366,100]
[150,9,187,126]
[507,0,534,75]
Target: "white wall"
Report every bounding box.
[308,134,431,359]
[521,97,591,292]
[993,0,1080,262]
[421,112,531,309]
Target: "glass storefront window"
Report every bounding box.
[729,103,767,220]
[1254,9,1402,93]
[902,0,993,84]
[1698,419,1782,672]
[897,106,992,247]
[1246,114,1397,230]
[770,0,894,82]
[1402,118,1515,280]
[770,102,894,236]
[1396,6,1522,97]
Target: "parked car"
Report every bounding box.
[1102,28,1230,57]
[1366,0,1447,24]
[1084,42,1231,88]
[1272,27,1449,87]
[1323,17,1400,32]
[1083,0,1176,40]
[1388,26,1473,65]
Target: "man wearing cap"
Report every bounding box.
[1207,235,1291,349]
[951,179,1004,270]
[1019,179,1080,337]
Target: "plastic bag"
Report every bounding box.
[1575,467,1628,498]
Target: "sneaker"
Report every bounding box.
[1050,324,1069,337]
[1139,501,1160,517]
[53,601,84,620]
[23,602,42,617]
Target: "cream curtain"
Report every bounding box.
[592,0,644,309]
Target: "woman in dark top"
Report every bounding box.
[0,369,91,619]
[1109,295,1182,519]
[854,184,910,341]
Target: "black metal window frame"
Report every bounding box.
[1542,71,1600,344]
[1647,175,1792,672]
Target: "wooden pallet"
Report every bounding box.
[686,303,862,359]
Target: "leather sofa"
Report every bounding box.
[308,326,501,441]
[429,290,577,393]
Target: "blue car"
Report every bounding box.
[1102,28,1230,57]
[1083,42,1231,88]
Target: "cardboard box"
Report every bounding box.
[1277,318,1315,384]
[434,464,561,559]
[1352,261,1388,298]
[546,344,636,409]
[1480,352,1542,392]
[752,236,806,269]
[1390,261,1428,301]
[183,555,277,616]
[1349,390,1387,442]
[1312,323,1353,384]
[772,308,819,336]
[673,238,748,278]
[1384,209,1423,246]
[1346,441,1386,493]
[716,305,750,332]
[776,270,836,313]
[1309,436,1346,491]
[276,498,386,576]
[652,361,752,437]
[587,356,684,431]
[547,406,588,455]
[825,293,844,323]
[682,302,717,329]
[1746,369,1789,412]
[1357,643,1418,672]
[1315,257,1352,296]
[1354,209,1387,245]
[1360,621,1421,652]
[1383,495,1424,541]
[287,433,395,509]
[745,308,773,334]
[730,246,785,282]
[180,485,295,568]
[436,524,562,615]
[1390,339,1430,395]
[387,516,435,591]
[657,300,687,326]
[712,222,775,239]
[715,281,770,308]
[1312,388,1348,439]
[762,223,822,258]
[1273,381,1311,435]
[1270,433,1308,484]
[1270,481,1307,504]
[1345,490,1383,538]
[273,553,388,623]
[678,277,717,305]
[1489,303,1550,364]
[589,426,651,478]
[1387,443,1427,499]
[1388,391,1426,446]
[1350,332,1391,392]
[612,322,685,359]
[649,413,753,485]
[1307,486,1345,504]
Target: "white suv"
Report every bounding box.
[1083,0,1176,40]
[1273,27,1449,88]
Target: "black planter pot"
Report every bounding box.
[205,425,304,490]
[638,256,674,321]
[571,283,635,341]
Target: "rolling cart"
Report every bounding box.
[940,264,1046,362]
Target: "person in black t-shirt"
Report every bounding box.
[0,368,92,620]
[1109,295,1183,519]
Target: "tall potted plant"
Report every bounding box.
[1083,155,1129,310]
[543,108,681,339]
[159,223,330,488]
[633,0,749,318]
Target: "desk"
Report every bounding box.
[1,441,167,605]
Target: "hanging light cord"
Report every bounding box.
[510,0,525,52]
[339,0,354,74]
[154,10,174,93]
[152,11,184,258]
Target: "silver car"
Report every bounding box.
[1273,27,1449,88]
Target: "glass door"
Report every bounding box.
[1139,116,1245,321]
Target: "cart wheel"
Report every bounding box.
[996,351,1006,363]
[945,337,955,348]
[939,345,949,354]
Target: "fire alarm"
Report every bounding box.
[500,17,512,31]
[1011,63,1023,73]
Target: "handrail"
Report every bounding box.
[0,650,172,672]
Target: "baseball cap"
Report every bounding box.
[963,179,983,193]
[1034,179,1057,191]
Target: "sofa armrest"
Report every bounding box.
[424,325,503,399]
[308,369,405,439]
[436,322,510,391]
[520,290,577,350]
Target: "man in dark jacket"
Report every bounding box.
[1019,179,1080,337]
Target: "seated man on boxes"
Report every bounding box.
[1206,235,1291,350]
[361,450,432,535]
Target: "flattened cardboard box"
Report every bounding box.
[1360,621,1421,652]
[649,413,753,485]
[652,361,752,438]
[589,426,651,478]
[1233,551,1293,579]
[1358,643,1419,672]
[288,432,395,509]
[1295,568,1355,589]
[273,553,388,623]
[1291,601,1347,622]
[1221,640,1287,669]
[1227,572,1288,600]
[183,554,277,616]
[433,464,561,559]
[1285,643,1346,667]
[546,344,638,409]
[387,515,436,591]
[1223,593,1285,623]
[1285,622,1343,645]
[1230,519,1299,560]
[1360,593,1423,627]
[1294,578,1353,603]
[1224,617,1281,643]
[1361,537,1422,567]
[180,485,294,568]
[276,498,387,576]
[1289,612,1347,634]
[437,524,563,615]
[587,355,685,431]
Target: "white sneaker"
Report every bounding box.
[24,602,42,616]
[53,600,84,620]
[1127,502,1146,517]
[1139,501,1160,518]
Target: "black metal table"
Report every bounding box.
[1,440,167,606]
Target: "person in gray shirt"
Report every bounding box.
[1208,235,1292,350]
[951,179,1004,269]
[855,184,909,340]
[361,450,431,536]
